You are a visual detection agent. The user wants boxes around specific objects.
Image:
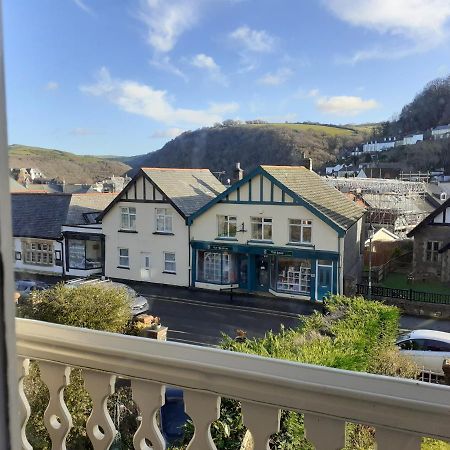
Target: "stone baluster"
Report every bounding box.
[17,357,32,450]
[376,428,421,450]
[38,361,72,450]
[83,370,117,450]
[184,390,221,450]
[304,414,345,450]
[131,379,166,450]
[241,401,280,450]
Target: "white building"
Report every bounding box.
[362,139,396,153]
[99,168,225,287]
[402,133,423,145]
[431,124,450,139]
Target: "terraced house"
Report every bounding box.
[189,165,366,300]
[102,165,365,300]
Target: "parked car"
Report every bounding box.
[15,279,49,299]
[396,329,450,375]
[65,278,148,316]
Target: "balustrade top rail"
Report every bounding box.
[357,284,450,304]
[16,318,450,443]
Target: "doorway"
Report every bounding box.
[317,263,333,300]
[255,255,270,291]
[141,252,151,281]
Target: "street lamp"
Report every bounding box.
[368,223,375,300]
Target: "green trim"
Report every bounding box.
[260,175,263,201]
[237,187,240,202]
[248,178,252,201]
[270,182,274,202]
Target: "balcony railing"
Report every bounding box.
[16,317,450,450]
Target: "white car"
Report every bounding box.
[396,329,450,375]
[65,278,148,316]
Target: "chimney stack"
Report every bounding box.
[233,162,244,183]
[300,152,313,171]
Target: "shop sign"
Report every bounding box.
[264,249,293,257]
[209,244,231,251]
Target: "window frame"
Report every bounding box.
[217,215,237,238]
[288,219,312,244]
[120,207,136,230]
[250,217,273,241]
[164,251,176,274]
[425,241,440,262]
[22,239,54,266]
[118,247,130,268]
[155,208,173,233]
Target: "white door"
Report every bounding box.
[141,252,151,280]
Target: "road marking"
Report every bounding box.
[140,293,303,319]
[169,337,217,347]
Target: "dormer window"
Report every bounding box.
[120,207,136,230]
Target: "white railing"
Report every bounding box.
[16,318,450,450]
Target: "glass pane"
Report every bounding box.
[290,225,301,242]
[302,226,312,243]
[218,215,226,236]
[263,224,272,240]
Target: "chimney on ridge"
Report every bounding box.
[233,162,244,183]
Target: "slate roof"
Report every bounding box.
[142,168,225,217]
[9,178,27,192]
[408,197,450,237]
[261,165,366,230]
[65,193,117,225]
[11,193,72,239]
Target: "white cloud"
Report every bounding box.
[138,0,199,53]
[324,0,450,61]
[150,55,187,81]
[258,68,293,86]
[151,128,185,139]
[191,53,228,85]
[229,26,276,52]
[72,0,93,15]
[307,88,320,97]
[316,95,379,116]
[80,67,239,127]
[44,81,59,91]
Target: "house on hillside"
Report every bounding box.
[431,124,450,140]
[98,168,225,287]
[187,165,366,299]
[362,138,396,153]
[401,133,423,146]
[11,192,116,276]
[407,198,450,283]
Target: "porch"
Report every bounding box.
[16,317,450,449]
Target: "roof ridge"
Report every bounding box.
[142,167,211,171]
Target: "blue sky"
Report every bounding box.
[4,0,450,156]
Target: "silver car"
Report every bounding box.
[65,278,148,316]
[15,279,49,299]
[396,329,450,375]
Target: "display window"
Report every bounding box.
[270,256,311,294]
[197,251,237,284]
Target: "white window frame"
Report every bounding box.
[218,215,237,238]
[425,241,440,262]
[288,219,312,244]
[22,240,54,266]
[164,251,176,273]
[118,248,130,268]
[120,207,136,230]
[156,208,173,233]
[251,217,272,241]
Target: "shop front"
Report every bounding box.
[191,241,339,301]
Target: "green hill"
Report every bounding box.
[9,145,130,184]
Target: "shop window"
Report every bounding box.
[156,208,173,233]
[68,239,102,270]
[164,252,176,273]
[289,219,312,243]
[118,248,130,268]
[271,257,311,294]
[120,207,136,230]
[251,217,272,240]
[197,251,236,284]
[22,240,54,266]
[218,215,237,238]
[425,241,440,262]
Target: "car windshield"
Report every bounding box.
[396,332,411,344]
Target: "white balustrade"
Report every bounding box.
[15,318,450,450]
[17,357,32,450]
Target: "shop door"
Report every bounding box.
[317,265,332,300]
[238,255,248,289]
[255,255,270,291]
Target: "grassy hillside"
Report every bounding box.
[9,145,130,184]
[125,123,370,177]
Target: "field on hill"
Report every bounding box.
[9,145,130,184]
[257,122,359,136]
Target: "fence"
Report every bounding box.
[356,284,450,305]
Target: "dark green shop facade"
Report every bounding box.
[191,240,339,301]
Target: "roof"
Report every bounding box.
[261,166,366,230]
[362,193,434,213]
[65,193,117,225]
[141,168,225,217]
[433,124,450,131]
[407,197,450,237]
[405,330,450,343]
[11,193,72,239]
[9,177,27,192]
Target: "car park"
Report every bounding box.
[65,278,148,316]
[396,329,450,375]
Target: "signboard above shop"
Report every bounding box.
[263,249,293,257]
[209,244,232,252]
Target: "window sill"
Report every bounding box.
[162,271,177,275]
[247,239,274,244]
[117,266,130,270]
[118,229,138,233]
[215,237,238,241]
[286,242,314,248]
[153,231,174,236]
